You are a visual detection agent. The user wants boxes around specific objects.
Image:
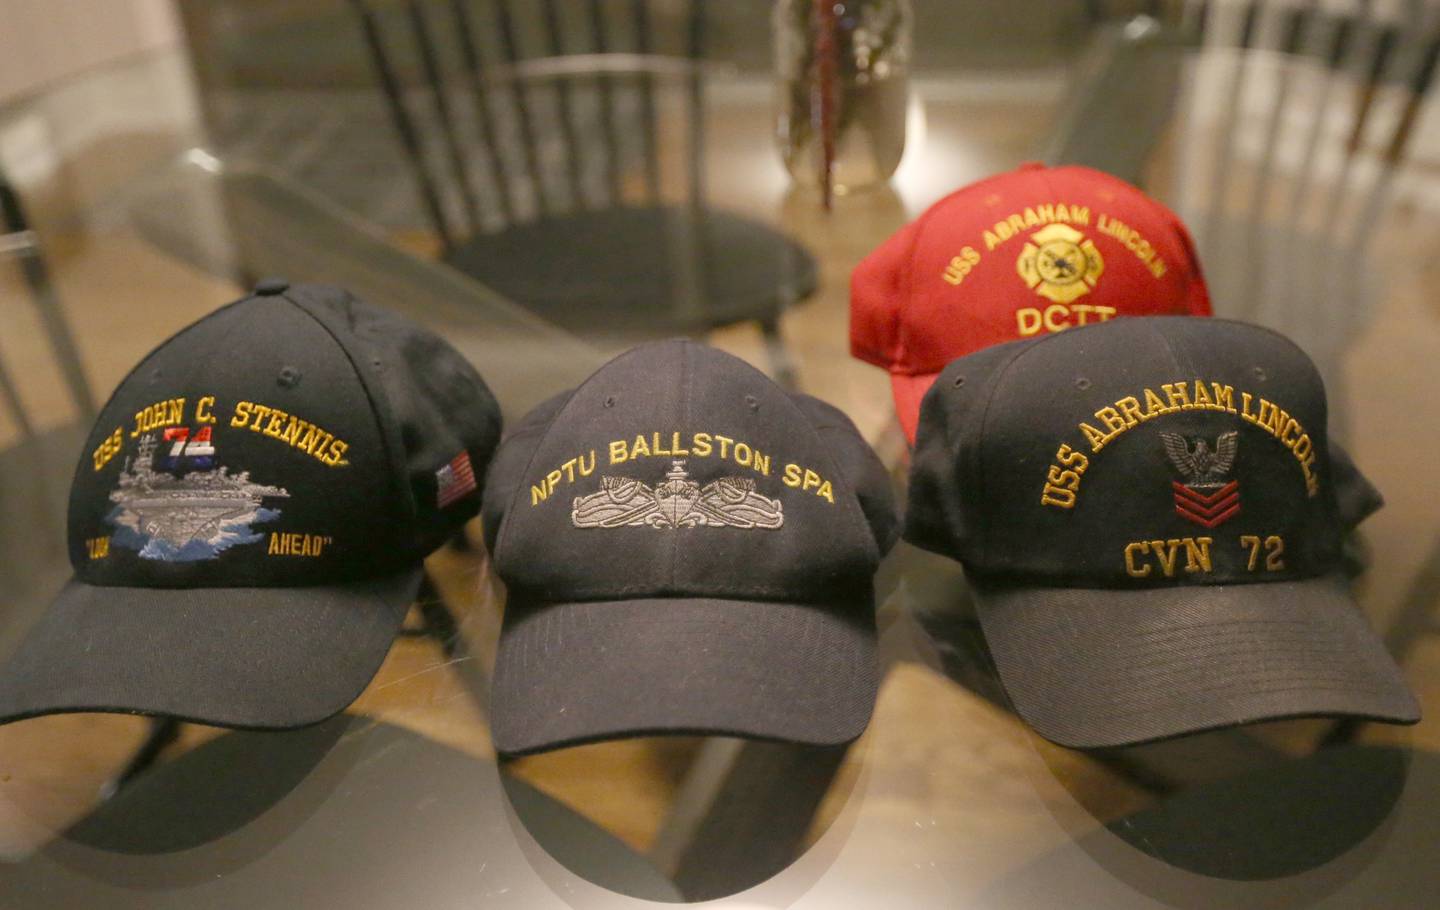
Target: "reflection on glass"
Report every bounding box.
[773,0,912,194]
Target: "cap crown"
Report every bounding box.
[852,165,1211,376]
[69,285,501,587]
[907,317,1344,586]
[484,341,896,604]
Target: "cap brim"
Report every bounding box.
[972,573,1420,749]
[0,570,420,730]
[889,371,940,446]
[490,597,877,755]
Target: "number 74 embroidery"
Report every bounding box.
[160,426,216,468]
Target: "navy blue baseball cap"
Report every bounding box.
[0,283,501,729]
[906,316,1419,747]
[481,341,899,754]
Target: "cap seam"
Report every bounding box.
[278,289,418,548]
[508,582,871,601]
[887,364,941,379]
[894,181,980,369]
[738,356,881,566]
[489,388,578,568]
[894,166,1055,374]
[491,343,673,568]
[674,348,879,565]
[499,424,552,443]
[969,336,1050,569]
[1150,317,1331,496]
[785,393,897,555]
[670,340,692,588]
[1150,314,1193,376]
[792,407,882,569]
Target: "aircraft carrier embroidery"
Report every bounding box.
[106,434,290,561]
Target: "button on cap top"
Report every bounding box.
[254,278,290,296]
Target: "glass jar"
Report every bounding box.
[773,0,912,196]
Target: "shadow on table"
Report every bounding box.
[1094,743,1408,883]
[498,735,860,904]
[62,716,350,857]
[892,540,1416,887]
[0,715,681,906]
[975,745,1435,910]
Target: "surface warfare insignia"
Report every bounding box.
[1016,223,1105,303]
[572,460,784,530]
[106,434,289,561]
[1162,430,1241,528]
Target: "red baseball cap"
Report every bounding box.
[851,163,1212,442]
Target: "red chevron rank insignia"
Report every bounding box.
[1171,479,1240,528]
[1161,431,1242,528]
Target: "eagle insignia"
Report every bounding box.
[571,460,783,530]
[1161,431,1240,528]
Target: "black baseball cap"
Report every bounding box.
[906,316,1419,748]
[482,340,898,755]
[0,282,501,729]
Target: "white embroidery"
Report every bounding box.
[108,434,289,561]
[572,460,783,530]
[1162,431,1238,488]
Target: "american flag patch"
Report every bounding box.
[435,451,477,508]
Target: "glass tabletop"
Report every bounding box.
[1,4,1438,907]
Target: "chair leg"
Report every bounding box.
[1,179,95,418]
[448,526,472,552]
[0,354,33,437]
[758,315,798,391]
[418,593,463,660]
[412,568,491,707]
[101,716,182,800]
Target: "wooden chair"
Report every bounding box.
[1050,1,1439,368]
[350,0,816,380]
[0,166,180,795]
[0,164,92,641]
[0,172,94,434]
[1037,0,1440,768]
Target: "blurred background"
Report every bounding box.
[2,1,1440,906]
